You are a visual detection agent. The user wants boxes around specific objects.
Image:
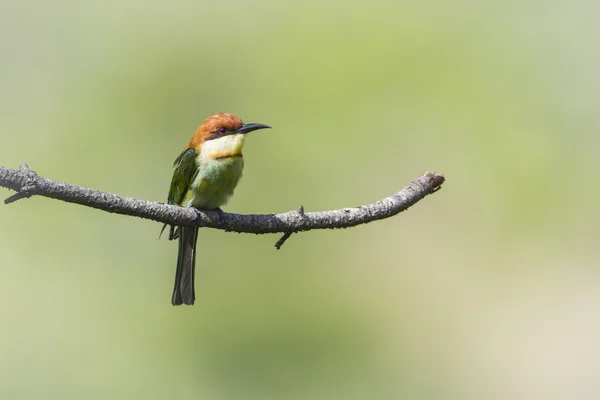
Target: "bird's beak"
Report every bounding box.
[236,123,272,134]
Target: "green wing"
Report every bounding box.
[167,148,199,206]
[161,148,198,240]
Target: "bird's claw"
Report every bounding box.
[190,207,225,226]
[215,208,226,225]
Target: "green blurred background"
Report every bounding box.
[1,0,599,399]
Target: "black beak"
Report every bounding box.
[236,123,272,134]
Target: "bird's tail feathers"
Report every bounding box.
[171,226,198,305]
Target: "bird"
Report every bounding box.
[163,113,271,306]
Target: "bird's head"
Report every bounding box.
[187,113,271,152]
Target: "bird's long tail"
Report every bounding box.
[171,226,199,305]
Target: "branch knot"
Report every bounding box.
[274,205,306,250]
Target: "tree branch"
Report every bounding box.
[0,163,445,237]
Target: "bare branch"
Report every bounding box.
[0,163,445,235]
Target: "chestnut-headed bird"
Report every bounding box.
[164,113,271,306]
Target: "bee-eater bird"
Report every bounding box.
[164,113,271,306]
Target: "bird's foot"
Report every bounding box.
[190,207,225,226]
[215,207,226,225]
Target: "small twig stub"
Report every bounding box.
[273,205,307,249]
[274,232,293,250]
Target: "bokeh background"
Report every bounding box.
[1,1,599,399]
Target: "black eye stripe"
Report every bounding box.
[206,127,235,141]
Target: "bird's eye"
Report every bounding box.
[218,127,227,135]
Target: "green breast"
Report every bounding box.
[187,156,244,209]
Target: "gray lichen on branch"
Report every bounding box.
[0,163,445,244]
